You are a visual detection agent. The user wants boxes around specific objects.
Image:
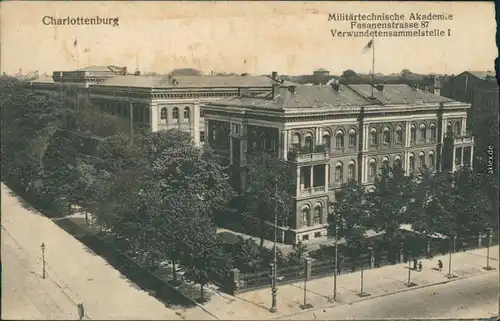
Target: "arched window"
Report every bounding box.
[454,121,461,136]
[409,153,415,172]
[348,162,355,180]
[419,123,427,141]
[211,126,217,140]
[348,129,357,147]
[446,122,453,137]
[160,107,168,123]
[251,131,258,148]
[394,156,402,168]
[419,152,425,168]
[305,134,313,152]
[430,123,436,140]
[292,133,301,145]
[322,133,331,149]
[410,124,417,143]
[301,207,310,227]
[173,107,179,122]
[429,151,435,167]
[383,127,390,144]
[395,126,403,144]
[183,107,190,122]
[370,128,378,146]
[369,159,377,177]
[382,157,390,167]
[335,130,344,149]
[335,163,343,182]
[313,204,322,225]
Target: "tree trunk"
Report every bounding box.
[259,220,266,247]
[200,284,205,302]
[172,260,177,281]
[85,211,88,225]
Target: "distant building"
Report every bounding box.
[204,83,474,244]
[440,71,498,169]
[313,68,330,77]
[27,66,282,150]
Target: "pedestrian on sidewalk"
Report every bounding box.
[412,257,418,270]
[418,261,423,272]
[77,303,84,320]
[437,260,443,272]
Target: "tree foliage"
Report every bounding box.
[244,151,296,247]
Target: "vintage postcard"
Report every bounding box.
[1,1,498,320]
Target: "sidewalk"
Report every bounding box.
[236,245,499,319]
[1,183,184,320]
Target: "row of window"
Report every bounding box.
[301,204,324,228]
[292,121,463,151]
[160,107,191,123]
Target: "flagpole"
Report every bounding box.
[371,37,375,97]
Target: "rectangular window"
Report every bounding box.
[200,131,205,142]
[314,232,322,238]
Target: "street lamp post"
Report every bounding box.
[407,258,412,286]
[333,221,339,302]
[270,181,278,313]
[41,242,46,279]
[447,235,457,278]
[484,228,494,270]
[358,247,371,297]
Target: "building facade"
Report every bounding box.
[440,71,498,171]
[27,66,282,148]
[204,83,474,244]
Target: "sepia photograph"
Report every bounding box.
[1,1,498,320]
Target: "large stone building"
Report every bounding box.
[27,66,283,148]
[440,71,498,170]
[204,82,475,244]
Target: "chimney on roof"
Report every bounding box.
[123,67,128,75]
[134,69,141,76]
[271,71,278,80]
[375,84,384,92]
[331,79,340,92]
[271,84,281,99]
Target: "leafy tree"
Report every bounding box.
[244,151,296,247]
[400,69,412,79]
[1,76,67,193]
[329,180,370,259]
[368,164,414,245]
[451,166,492,237]
[286,241,308,266]
[180,214,232,302]
[409,167,452,236]
[341,69,358,79]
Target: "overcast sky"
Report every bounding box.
[1,1,496,76]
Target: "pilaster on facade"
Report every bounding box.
[452,146,457,172]
[191,103,201,146]
[229,138,234,165]
[240,140,247,166]
[296,167,301,196]
[324,164,329,192]
[150,103,159,132]
[405,121,411,147]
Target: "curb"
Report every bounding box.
[277,269,498,320]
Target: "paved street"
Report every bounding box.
[279,272,499,319]
[1,183,184,320]
[237,245,499,318]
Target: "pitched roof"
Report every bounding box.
[461,71,495,80]
[96,75,276,88]
[209,84,455,110]
[348,84,452,105]
[76,65,125,73]
[30,75,54,84]
[210,85,372,110]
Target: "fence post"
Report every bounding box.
[230,268,240,295]
[478,234,482,248]
[399,244,404,263]
[305,257,312,279]
[426,238,431,258]
[369,248,375,269]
